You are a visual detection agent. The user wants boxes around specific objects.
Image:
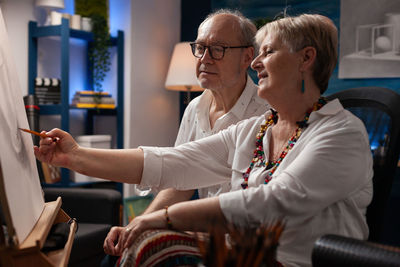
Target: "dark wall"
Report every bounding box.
[181,0,211,41]
[179,0,211,118]
[182,0,400,96]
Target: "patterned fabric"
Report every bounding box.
[118,230,202,267]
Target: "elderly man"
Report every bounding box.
[142,9,269,214]
[102,10,269,260]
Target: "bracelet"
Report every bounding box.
[164,206,173,230]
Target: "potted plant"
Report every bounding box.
[75,0,110,105]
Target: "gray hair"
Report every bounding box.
[199,9,257,49]
[256,14,338,93]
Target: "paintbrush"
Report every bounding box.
[196,221,284,267]
[18,128,57,142]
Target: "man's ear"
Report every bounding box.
[242,46,255,68]
[300,46,317,71]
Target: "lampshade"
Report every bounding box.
[35,0,65,9]
[165,42,203,92]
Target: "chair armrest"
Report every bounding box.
[43,187,122,226]
[312,234,400,267]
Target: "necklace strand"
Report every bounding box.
[241,97,327,189]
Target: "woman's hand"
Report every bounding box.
[33,128,79,168]
[103,209,166,255]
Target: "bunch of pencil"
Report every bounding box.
[196,220,284,267]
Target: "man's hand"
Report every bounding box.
[33,128,78,168]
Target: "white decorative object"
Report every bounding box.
[81,17,92,32]
[71,14,81,30]
[50,11,62,25]
[35,0,65,26]
[339,0,400,79]
[384,13,400,52]
[375,36,392,52]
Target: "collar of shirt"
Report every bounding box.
[195,75,258,131]
[229,75,259,120]
[260,98,344,126]
[308,98,343,123]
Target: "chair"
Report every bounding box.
[43,187,122,267]
[326,86,400,242]
[312,234,400,267]
[311,87,400,266]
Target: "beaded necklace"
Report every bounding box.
[241,97,327,189]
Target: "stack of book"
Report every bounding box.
[71,91,116,109]
[34,77,61,105]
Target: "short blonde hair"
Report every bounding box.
[256,14,338,93]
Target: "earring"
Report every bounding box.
[301,79,305,93]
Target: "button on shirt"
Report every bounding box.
[140,99,373,267]
[174,75,269,198]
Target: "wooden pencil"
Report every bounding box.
[18,128,57,142]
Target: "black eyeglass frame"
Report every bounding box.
[190,42,251,60]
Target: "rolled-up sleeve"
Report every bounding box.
[139,131,234,191]
[139,146,164,188]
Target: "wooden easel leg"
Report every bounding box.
[0,224,5,246]
[0,247,13,266]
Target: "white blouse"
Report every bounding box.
[140,99,373,267]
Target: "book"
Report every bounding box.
[71,91,115,108]
[72,103,116,109]
[72,96,115,104]
[77,93,112,97]
[77,90,110,96]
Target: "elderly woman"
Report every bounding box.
[35,14,373,267]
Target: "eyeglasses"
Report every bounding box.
[190,43,251,60]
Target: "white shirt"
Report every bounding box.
[140,99,373,267]
[174,76,269,198]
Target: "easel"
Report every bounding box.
[0,163,76,267]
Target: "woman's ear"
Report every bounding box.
[300,46,316,71]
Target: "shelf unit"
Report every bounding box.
[28,18,124,188]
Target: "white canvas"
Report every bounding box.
[0,8,44,244]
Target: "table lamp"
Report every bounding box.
[35,0,65,26]
[165,42,203,104]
